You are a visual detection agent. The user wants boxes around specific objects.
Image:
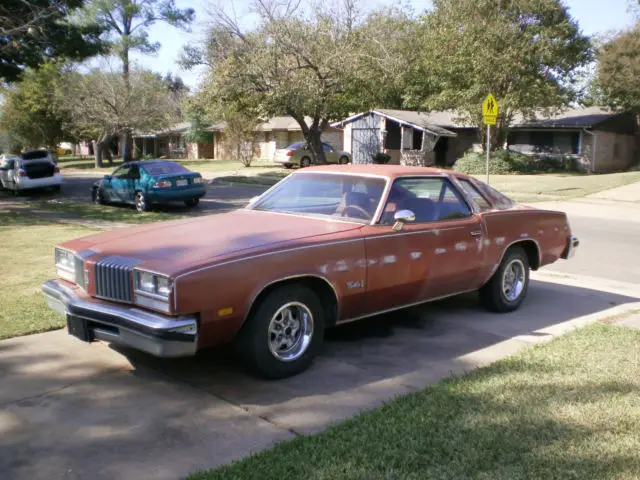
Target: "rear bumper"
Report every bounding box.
[561,235,579,260]
[42,280,198,358]
[16,174,63,189]
[147,186,206,202]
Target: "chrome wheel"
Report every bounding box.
[135,192,147,212]
[502,258,526,301]
[267,302,314,362]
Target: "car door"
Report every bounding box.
[109,165,132,203]
[359,176,485,315]
[1,159,18,190]
[322,143,338,163]
[0,159,13,188]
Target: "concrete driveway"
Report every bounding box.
[2,270,640,480]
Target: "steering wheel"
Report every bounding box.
[342,204,372,220]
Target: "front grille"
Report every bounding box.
[94,256,141,302]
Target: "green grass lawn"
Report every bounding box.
[28,200,190,224]
[483,171,640,202]
[0,211,100,339]
[192,324,640,480]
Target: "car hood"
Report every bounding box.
[61,209,364,276]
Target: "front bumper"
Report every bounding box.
[561,234,580,259]
[42,280,198,358]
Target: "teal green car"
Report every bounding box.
[92,161,206,212]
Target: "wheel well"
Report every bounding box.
[249,276,339,327]
[509,240,540,270]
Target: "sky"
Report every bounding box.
[129,0,639,89]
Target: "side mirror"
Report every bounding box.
[393,209,415,231]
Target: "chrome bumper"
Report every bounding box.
[42,280,198,358]
[561,235,579,260]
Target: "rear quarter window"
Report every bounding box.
[472,178,514,209]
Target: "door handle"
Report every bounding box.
[470,231,483,236]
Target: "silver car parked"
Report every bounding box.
[273,142,351,168]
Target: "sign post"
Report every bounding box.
[482,93,498,184]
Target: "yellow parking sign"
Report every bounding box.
[483,93,498,125]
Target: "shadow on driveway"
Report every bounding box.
[0,278,637,480]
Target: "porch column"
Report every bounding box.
[142,138,147,156]
[154,137,158,157]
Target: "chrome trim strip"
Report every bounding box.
[247,274,341,323]
[484,238,542,281]
[337,288,477,325]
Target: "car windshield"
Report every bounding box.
[287,142,306,150]
[142,162,190,175]
[250,173,387,223]
[22,150,49,160]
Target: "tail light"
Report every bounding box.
[54,167,60,173]
[285,150,293,157]
[18,169,27,177]
[193,176,203,184]
[153,180,172,188]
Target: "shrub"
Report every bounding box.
[371,152,391,164]
[454,150,576,175]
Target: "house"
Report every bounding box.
[508,107,639,173]
[133,117,344,161]
[332,107,640,173]
[331,109,479,166]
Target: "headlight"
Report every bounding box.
[55,247,76,282]
[193,176,203,184]
[134,270,172,298]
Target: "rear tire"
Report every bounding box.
[300,157,312,168]
[52,185,61,193]
[479,246,530,313]
[185,198,200,207]
[135,191,149,212]
[236,284,324,379]
[339,156,349,164]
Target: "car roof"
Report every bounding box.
[298,163,467,180]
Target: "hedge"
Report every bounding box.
[453,150,578,175]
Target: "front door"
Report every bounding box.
[0,159,16,190]
[360,176,485,315]
[109,165,133,203]
[322,143,338,163]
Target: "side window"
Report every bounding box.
[322,143,334,152]
[129,165,140,179]
[381,177,471,224]
[113,166,131,179]
[459,179,492,211]
[5,160,15,170]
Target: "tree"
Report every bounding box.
[597,26,640,120]
[189,0,412,164]
[0,0,104,82]
[77,0,194,160]
[0,62,72,149]
[61,67,178,166]
[407,0,592,150]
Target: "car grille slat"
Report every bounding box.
[94,256,141,303]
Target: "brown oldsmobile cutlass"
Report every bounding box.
[42,165,579,378]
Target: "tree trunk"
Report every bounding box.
[120,131,133,162]
[93,139,103,168]
[306,126,327,164]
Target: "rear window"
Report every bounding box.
[22,150,50,160]
[287,142,306,150]
[141,162,190,176]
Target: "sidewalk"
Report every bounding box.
[532,196,640,223]
[588,180,640,202]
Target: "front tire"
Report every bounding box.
[339,156,349,164]
[479,246,530,313]
[135,191,149,212]
[237,284,324,379]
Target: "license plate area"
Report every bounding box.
[67,316,93,342]
[176,179,188,186]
